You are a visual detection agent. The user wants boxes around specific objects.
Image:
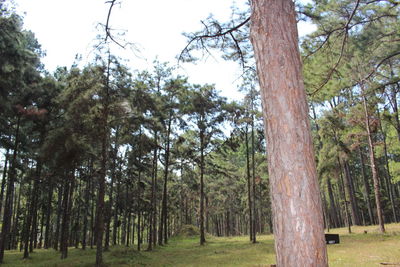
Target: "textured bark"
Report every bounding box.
[250,1,328,266]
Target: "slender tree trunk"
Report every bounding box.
[160,114,172,245]
[38,201,46,248]
[361,89,385,233]
[199,127,206,245]
[337,160,352,233]
[23,178,34,258]
[377,109,398,222]
[0,148,10,221]
[105,127,119,251]
[113,162,121,246]
[250,1,328,265]
[359,147,375,225]
[60,173,72,259]
[44,178,53,249]
[343,161,361,225]
[29,160,42,253]
[95,53,111,266]
[152,144,158,247]
[147,131,158,251]
[327,177,340,228]
[245,126,253,241]
[251,113,257,243]
[82,170,90,250]
[0,115,21,263]
[10,183,22,250]
[54,184,63,250]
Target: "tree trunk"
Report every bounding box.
[60,172,72,259]
[361,90,385,233]
[113,161,121,245]
[377,109,398,222]
[54,184,63,250]
[245,126,253,241]
[147,131,158,251]
[105,127,119,251]
[250,1,328,266]
[29,160,42,253]
[359,147,375,225]
[160,113,172,245]
[199,127,206,245]
[327,177,340,228]
[95,53,111,266]
[343,161,361,225]
[0,115,21,263]
[0,148,10,221]
[251,113,257,243]
[337,160,352,233]
[44,179,54,249]
[82,169,91,250]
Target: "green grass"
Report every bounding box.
[3,223,400,266]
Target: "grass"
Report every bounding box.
[2,223,400,267]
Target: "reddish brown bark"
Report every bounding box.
[250,1,328,266]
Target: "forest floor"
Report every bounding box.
[3,223,400,267]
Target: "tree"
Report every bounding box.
[181,84,226,245]
[250,1,328,266]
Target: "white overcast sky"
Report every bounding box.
[14,0,315,101]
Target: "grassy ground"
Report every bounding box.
[2,223,400,267]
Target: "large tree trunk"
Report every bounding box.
[250,1,328,266]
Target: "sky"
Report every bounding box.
[14,0,316,101]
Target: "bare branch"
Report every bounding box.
[178,17,250,63]
[310,0,361,96]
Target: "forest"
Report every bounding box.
[0,0,399,266]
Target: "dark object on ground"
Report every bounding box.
[380,263,400,266]
[325,234,340,244]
